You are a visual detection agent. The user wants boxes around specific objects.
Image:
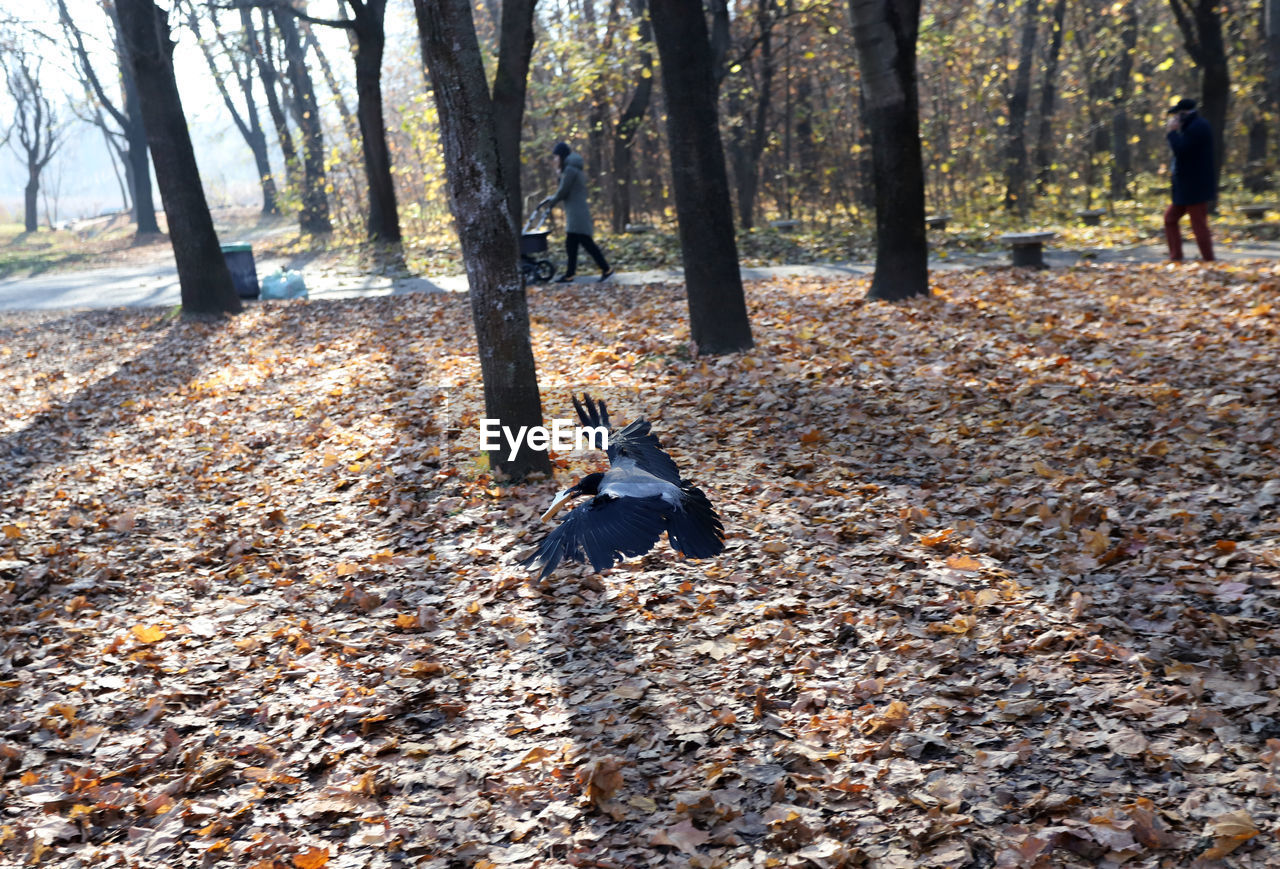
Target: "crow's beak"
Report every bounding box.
[540,489,576,522]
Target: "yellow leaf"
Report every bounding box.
[335,562,360,577]
[19,770,39,785]
[131,625,167,644]
[1,525,21,539]
[519,746,555,766]
[393,613,418,629]
[293,847,330,869]
[946,554,982,571]
[1248,302,1272,317]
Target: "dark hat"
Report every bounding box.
[552,141,571,158]
[1167,98,1196,114]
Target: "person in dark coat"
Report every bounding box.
[1164,98,1215,262]
[540,142,614,283]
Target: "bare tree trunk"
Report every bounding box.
[1169,0,1229,196]
[246,8,302,199]
[276,8,332,234]
[731,0,774,230]
[115,0,241,316]
[349,0,400,242]
[302,21,360,146]
[650,0,754,355]
[189,5,278,215]
[1032,0,1066,195]
[611,0,653,233]
[413,0,550,480]
[492,0,538,228]
[1003,0,1039,215]
[1109,2,1139,200]
[849,0,928,301]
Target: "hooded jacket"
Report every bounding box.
[1168,111,1216,206]
[549,153,594,236]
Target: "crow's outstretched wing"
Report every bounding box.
[520,494,668,579]
[573,393,682,485]
[664,482,725,560]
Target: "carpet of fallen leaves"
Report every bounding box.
[1,261,1279,869]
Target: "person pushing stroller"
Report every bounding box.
[539,142,614,283]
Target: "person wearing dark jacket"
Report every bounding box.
[540,142,614,283]
[1164,98,1215,262]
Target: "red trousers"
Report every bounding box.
[1164,202,1215,261]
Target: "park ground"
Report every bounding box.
[0,231,1279,868]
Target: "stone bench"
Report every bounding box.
[926,214,951,230]
[769,219,801,232]
[1237,204,1276,221]
[1076,208,1105,226]
[624,223,655,234]
[998,231,1056,268]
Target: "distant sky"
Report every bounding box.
[0,0,355,223]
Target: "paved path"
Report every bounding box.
[3,240,1280,313]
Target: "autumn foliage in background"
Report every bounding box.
[1,262,1279,866]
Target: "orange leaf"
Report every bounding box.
[1,525,21,539]
[920,528,954,548]
[945,554,982,571]
[131,625,167,644]
[293,847,330,869]
[1213,540,1236,553]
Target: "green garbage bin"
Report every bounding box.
[220,242,260,299]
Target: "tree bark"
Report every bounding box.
[727,0,775,231]
[649,0,754,355]
[611,0,653,233]
[349,0,400,242]
[1032,0,1066,195]
[57,0,159,235]
[115,0,241,317]
[492,0,538,228]
[1003,0,1039,215]
[848,0,928,301]
[189,5,278,215]
[275,8,332,235]
[1169,0,1228,195]
[413,0,551,481]
[245,8,301,196]
[1108,2,1139,200]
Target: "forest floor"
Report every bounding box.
[1,255,1279,868]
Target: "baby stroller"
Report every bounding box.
[520,203,556,284]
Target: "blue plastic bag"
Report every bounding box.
[260,269,308,300]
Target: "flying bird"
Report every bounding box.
[520,394,725,578]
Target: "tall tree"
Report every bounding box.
[56,0,160,235]
[1004,0,1040,215]
[848,0,928,301]
[115,0,241,317]
[610,0,653,233]
[726,0,776,230]
[1,49,62,233]
[1032,0,1067,195]
[1169,0,1228,193]
[649,0,754,355]
[275,0,399,243]
[1109,2,1139,200]
[491,0,538,229]
[185,1,278,215]
[274,7,332,235]
[244,7,301,197]
[413,0,551,480]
